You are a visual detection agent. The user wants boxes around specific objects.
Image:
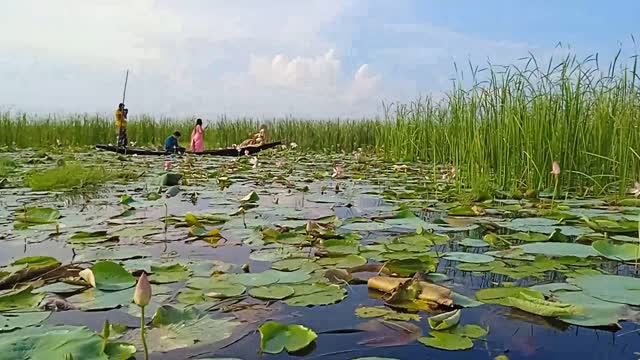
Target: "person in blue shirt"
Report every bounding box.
[164,131,182,153]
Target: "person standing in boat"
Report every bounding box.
[164,131,182,153]
[115,103,127,147]
[190,118,205,153]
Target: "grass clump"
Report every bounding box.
[0,157,17,177]
[26,163,112,191]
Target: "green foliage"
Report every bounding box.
[26,163,112,190]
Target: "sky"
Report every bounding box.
[0,0,638,119]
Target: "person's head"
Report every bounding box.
[196,118,202,127]
[118,103,125,110]
[173,131,181,138]
[259,127,265,136]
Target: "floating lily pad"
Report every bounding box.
[259,321,317,354]
[0,325,108,359]
[442,252,495,264]
[15,207,61,224]
[569,275,640,306]
[250,285,295,300]
[450,324,488,339]
[355,306,421,321]
[226,272,280,287]
[68,231,117,244]
[428,309,461,330]
[33,282,86,294]
[316,255,368,268]
[0,286,45,311]
[515,243,599,258]
[75,247,152,262]
[149,264,192,284]
[0,311,51,332]
[124,305,240,353]
[186,278,246,298]
[104,342,137,360]
[323,239,360,255]
[458,238,489,248]
[553,290,628,327]
[341,221,392,231]
[249,247,308,262]
[418,332,473,351]
[386,258,437,277]
[284,283,347,306]
[85,261,136,291]
[591,240,640,261]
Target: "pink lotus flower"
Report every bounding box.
[133,272,152,307]
[332,164,344,178]
[551,161,561,176]
[631,182,640,197]
[164,161,172,171]
[244,150,250,156]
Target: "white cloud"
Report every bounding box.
[344,64,382,105]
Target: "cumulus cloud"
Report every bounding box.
[344,64,382,105]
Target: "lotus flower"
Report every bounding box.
[290,142,298,149]
[244,150,250,156]
[551,161,561,176]
[133,272,152,307]
[631,182,640,197]
[250,156,258,169]
[275,159,285,168]
[164,160,172,171]
[332,164,344,178]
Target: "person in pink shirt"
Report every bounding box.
[190,118,205,153]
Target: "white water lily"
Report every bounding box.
[290,142,298,149]
[130,141,137,147]
[250,156,258,169]
[631,182,640,197]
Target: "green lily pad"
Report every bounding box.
[418,332,473,351]
[0,325,108,359]
[226,272,280,287]
[428,309,461,330]
[272,258,319,272]
[259,321,318,354]
[0,311,51,332]
[0,286,45,311]
[452,292,484,308]
[104,342,137,360]
[450,324,488,339]
[569,275,640,305]
[476,287,544,302]
[68,231,117,244]
[508,232,550,242]
[15,207,61,224]
[515,242,600,258]
[386,258,437,277]
[250,285,295,300]
[125,305,240,353]
[87,261,136,291]
[529,283,581,295]
[240,191,260,203]
[187,260,234,277]
[592,240,640,261]
[75,247,152,262]
[284,283,347,306]
[0,256,61,287]
[455,262,501,272]
[68,285,171,311]
[186,278,246,298]
[341,221,393,231]
[249,247,308,262]
[316,255,368,268]
[458,238,489,248]
[33,282,86,294]
[442,252,495,264]
[149,264,192,284]
[553,290,628,327]
[323,239,360,255]
[264,269,311,284]
[355,306,421,321]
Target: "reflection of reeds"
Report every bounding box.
[2,53,639,195]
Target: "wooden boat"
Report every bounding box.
[95,141,282,157]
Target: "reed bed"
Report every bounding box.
[1,54,639,194]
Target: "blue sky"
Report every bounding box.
[0,0,637,118]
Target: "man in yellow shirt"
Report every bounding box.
[115,103,127,147]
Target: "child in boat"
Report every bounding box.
[190,118,205,153]
[164,131,181,153]
[115,103,127,147]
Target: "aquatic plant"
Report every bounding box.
[133,272,151,360]
[25,163,112,190]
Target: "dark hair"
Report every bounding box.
[123,108,128,112]
[118,103,124,108]
[174,131,181,137]
[196,118,202,126]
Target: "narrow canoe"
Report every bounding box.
[95,141,282,156]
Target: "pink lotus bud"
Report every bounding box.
[164,160,172,171]
[551,161,561,176]
[133,272,152,307]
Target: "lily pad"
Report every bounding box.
[186,278,246,298]
[355,306,421,321]
[125,305,240,353]
[553,290,628,327]
[341,221,393,231]
[591,240,640,261]
[226,272,280,287]
[15,207,61,224]
[515,242,600,258]
[75,247,152,262]
[149,264,192,284]
[284,283,347,306]
[259,321,317,354]
[249,247,308,262]
[0,286,46,311]
[85,261,136,291]
[418,332,473,351]
[0,325,108,359]
[316,255,368,269]
[569,275,640,306]
[0,311,51,332]
[385,258,437,277]
[442,252,495,264]
[458,238,489,248]
[450,324,488,339]
[323,239,360,255]
[250,285,295,300]
[104,342,137,360]
[33,282,86,294]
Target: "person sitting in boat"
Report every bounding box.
[238,127,266,148]
[115,103,127,148]
[190,118,205,153]
[164,131,182,153]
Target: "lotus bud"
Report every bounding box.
[133,272,152,307]
[79,268,96,288]
[551,161,561,176]
[164,160,172,171]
